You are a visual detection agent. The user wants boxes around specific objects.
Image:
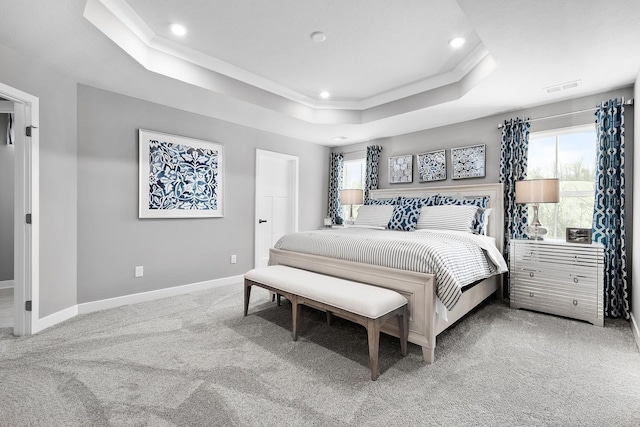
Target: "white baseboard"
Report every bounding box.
[78,274,243,314]
[32,304,78,334]
[0,279,14,290]
[631,312,640,353]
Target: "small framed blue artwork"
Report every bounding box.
[417,149,446,182]
[388,154,413,184]
[451,144,485,179]
[139,129,224,218]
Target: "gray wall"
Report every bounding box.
[77,85,328,303]
[0,113,13,282]
[0,43,78,317]
[338,88,634,190]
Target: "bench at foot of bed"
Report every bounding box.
[244,265,409,381]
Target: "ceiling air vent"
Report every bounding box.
[544,80,581,94]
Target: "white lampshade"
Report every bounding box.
[340,189,364,205]
[515,179,560,204]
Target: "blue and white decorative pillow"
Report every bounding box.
[400,195,439,207]
[365,197,399,206]
[388,203,423,231]
[437,195,490,234]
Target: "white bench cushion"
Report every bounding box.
[244,265,407,319]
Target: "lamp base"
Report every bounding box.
[526,225,548,240]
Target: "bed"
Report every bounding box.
[268,183,506,363]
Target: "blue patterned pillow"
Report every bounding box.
[400,195,439,208]
[387,202,422,231]
[437,195,490,234]
[365,197,398,206]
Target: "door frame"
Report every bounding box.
[0,81,39,336]
[254,149,299,268]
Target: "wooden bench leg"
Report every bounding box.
[397,306,408,357]
[367,318,380,381]
[291,296,301,341]
[244,279,252,317]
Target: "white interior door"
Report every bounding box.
[0,81,39,336]
[255,149,298,268]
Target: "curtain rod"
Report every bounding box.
[496,98,634,129]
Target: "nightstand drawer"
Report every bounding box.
[511,268,598,290]
[511,288,599,324]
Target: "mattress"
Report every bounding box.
[274,227,508,311]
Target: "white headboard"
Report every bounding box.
[369,183,505,254]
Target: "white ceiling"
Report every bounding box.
[0,0,638,146]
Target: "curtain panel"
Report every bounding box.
[6,113,14,145]
[593,98,629,319]
[365,145,382,202]
[327,152,344,224]
[499,118,530,270]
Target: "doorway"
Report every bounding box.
[0,106,14,329]
[0,81,39,336]
[254,149,299,268]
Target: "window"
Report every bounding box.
[527,125,596,240]
[342,158,366,220]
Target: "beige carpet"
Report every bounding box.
[1,283,639,426]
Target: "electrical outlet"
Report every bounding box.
[135,266,144,277]
[230,255,237,264]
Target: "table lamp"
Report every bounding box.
[340,189,364,224]
[515,178,560,240]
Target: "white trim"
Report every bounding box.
[78,275,243,314]
[529,123,594,139]
[0,100,14,113]
[31,305,78,334]
[0,280,14,289]
[84,0,490,112]
[631,312,640,353]
[0,81,39,337]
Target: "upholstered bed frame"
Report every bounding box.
[269,183,505,363]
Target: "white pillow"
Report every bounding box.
[482,208,492,235]
[416,205,478,233]
[354,205,394,228]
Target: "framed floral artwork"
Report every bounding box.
[388,154,413,184]
[451,144,485,179]
[139,129,224,218]
[417,149,446,182]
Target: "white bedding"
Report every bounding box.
[274,227,507,311]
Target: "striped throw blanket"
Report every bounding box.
[274,227,507,311]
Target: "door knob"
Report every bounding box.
[258,219,268,223]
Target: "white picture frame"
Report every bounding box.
[417,149,446,182]
[139,129,224,218]
[388,154,413,184]
[451,144,485,179]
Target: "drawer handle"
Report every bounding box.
[529,272,534,278]
[573,299,578,306]
[529,292,534,298]
[573,277,579,284]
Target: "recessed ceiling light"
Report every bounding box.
[332,136,347,141]
[170,24,187,36]
[319,91,330,99]
[449,37,465,48]
[310,31,327,42]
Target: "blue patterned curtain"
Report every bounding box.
[327,152,344,224]
[500,118,530,264]
[593,98,629,319]
[365,145,382,202]
[6,113,14,145]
